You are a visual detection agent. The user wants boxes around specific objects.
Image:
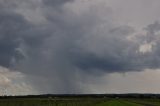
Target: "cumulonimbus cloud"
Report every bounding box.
[0,0,160,93]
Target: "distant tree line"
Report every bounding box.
[0,94,160,99]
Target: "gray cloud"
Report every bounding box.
[0,10,30,67]
[0,0,160,93]
[43,0,74,6]
[71,22,160,72]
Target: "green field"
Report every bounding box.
[96,100,143,106]
[0,98,160,106]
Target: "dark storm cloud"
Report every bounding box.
[0,0,52,68]
[70,26,139,72]
[0,10,30,67]
[72,22,160,72]
[43,0,74,6]
[1,0,160,93]
[145,21,160,42]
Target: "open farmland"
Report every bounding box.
[0,95,160,106]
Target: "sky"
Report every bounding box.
[1,0,160,95]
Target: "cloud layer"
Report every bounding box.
[0,0,160,94]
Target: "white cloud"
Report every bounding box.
[0,66,37,95]
[139,42,154,54]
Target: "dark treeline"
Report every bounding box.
[0,94,160,99]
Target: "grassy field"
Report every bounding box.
[0,98,103,106]
[96,99,143,106]
[0,98,160,106]
[126,98,160,106]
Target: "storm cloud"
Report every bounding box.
[0,0,160,93]
[43,0,74,6]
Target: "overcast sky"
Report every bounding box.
[0,0,160,95]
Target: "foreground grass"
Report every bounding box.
[0,98,103,106]
[0,98,159,106]
[126,98,160,106]
[96,99,143,106]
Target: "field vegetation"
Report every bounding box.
[0,95,160,106]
